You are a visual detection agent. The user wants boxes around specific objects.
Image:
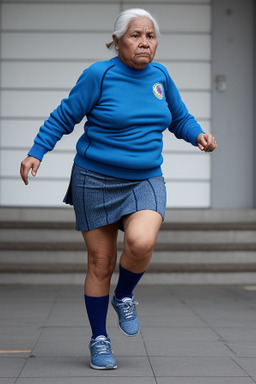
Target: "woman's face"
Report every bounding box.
[114,17,158,69]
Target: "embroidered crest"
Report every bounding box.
[153,83,164,100]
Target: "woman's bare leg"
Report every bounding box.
[111,210,163,336]
[121,209,162,273]
[82,223,119,370]
[82,222,119,297]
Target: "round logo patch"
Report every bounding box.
[153,83,164,100]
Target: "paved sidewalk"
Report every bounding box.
[1,284,256,383]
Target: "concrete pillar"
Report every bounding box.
[211,0,254,208]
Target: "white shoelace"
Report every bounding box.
[91,339,111,355]
[117,299,138,319]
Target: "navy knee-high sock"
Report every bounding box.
[84,295,109,339]
[115,264,145,300]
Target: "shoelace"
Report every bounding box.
[91,339,111,355]
[116,299,138,320]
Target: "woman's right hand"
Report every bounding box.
[20,156,41,185]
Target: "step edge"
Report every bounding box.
[1,242,256,251]
[1,221,256,231]
[1,262,256,274]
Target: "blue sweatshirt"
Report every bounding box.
[28,56,203,180]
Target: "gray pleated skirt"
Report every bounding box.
[64,163,166,232]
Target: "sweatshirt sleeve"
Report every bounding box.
[164,69,204,147]
[28,65,102,161]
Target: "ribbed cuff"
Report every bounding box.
[28,143,49,161]
[189,128,205,147]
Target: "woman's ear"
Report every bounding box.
[112,35,119,51]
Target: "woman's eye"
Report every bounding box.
[132,34,138,38]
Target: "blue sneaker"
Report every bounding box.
[89,335,117,370]
[111,295,140,336]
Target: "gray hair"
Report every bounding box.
[106,8,160,50]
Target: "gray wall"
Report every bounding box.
[211,0,254,208]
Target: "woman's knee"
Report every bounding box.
[125,232,156,260]
[88,250,116,281]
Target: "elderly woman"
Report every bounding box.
[20,8,217,370]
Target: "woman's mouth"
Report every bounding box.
[136,52,150,57]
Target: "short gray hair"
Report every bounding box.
[106,8,160,50]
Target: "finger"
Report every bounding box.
[197,143,205,151]
[20,164,29,185]
[31,161,40,177]
[200,136,208,146]
[197,135,207,151]
[205,140,217,152]
[202,135,216,152]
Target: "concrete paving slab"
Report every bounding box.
[156,378,256,384]
[0,326,41,351]
[45,316,89,327]
[226,342,256,357]
[149,356,248,377]
[0,285,59,299]
[0,358,26,378]
[233,357,256,376]
[193,312,256,328]
[46,302,85,317]
[44,304,87,327]
[16,379,156,384]
[172,294,254,310]
[145,339,233,357]
[174,301,256,328]
[19,356,153,377]
[0,286,57,328]
[32,327,90,357]
[215,327,256,341]
[141,327,234,357]
[139,307,206,327]
[142,326,219,342]
[51,286,82,300]
[0,380,16,384]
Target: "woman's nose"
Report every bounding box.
[139,38,149,47]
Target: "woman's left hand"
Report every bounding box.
[196,133,217,152]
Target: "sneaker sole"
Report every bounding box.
[117,322,140,337]
[90,362,117,370]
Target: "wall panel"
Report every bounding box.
[156,35,211,61]
[1,62,91,89]
[2,3,119,30]
[162,153,210,181]
[181,92,211,120]
[1,33,113,60]
[1,120,84,150]
[166,181,210,208]
[123,3,211,33]
[164,62,211,91]
[1,179,69,206]
[1,150,74,178]
[1,90,70,118]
